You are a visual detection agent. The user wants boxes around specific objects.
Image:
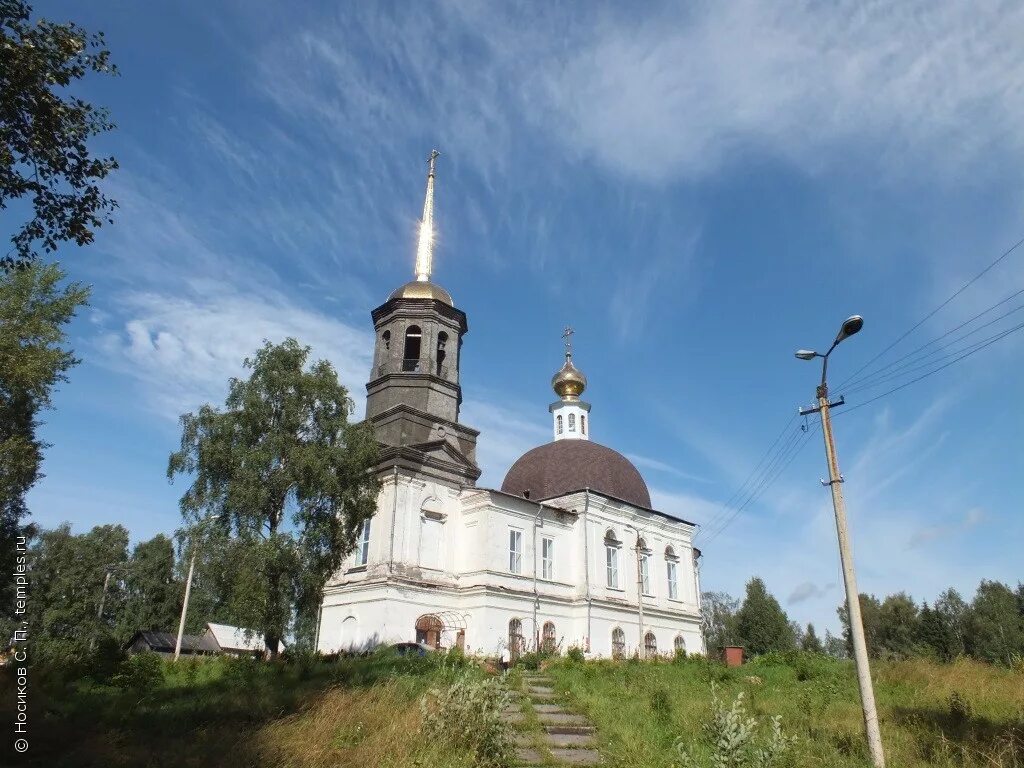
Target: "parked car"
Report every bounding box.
[390,641,432,656]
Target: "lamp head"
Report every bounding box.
[835,315,864,344]
[794,349,817,360]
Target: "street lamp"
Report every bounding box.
[795,314,885,768]
[173,513,223,661]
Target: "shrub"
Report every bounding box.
[420,672,514,768]
[566,645,585,663]
[517,651,542,670]
[675,684,796,768]
[111,652,165,693]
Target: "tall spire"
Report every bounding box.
[414,149,440,282]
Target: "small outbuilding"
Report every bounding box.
[202,623,283,657]
[124,630,218,658]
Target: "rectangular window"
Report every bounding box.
[606,545,619,588]
[667,561,678,600]
[568,413,576,431]
[356,520,371,566]
[640,554,651,595]
[542,537,554,580]
[509,529,523,574]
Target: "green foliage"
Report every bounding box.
[837,593,883,658]
[420,672,514,768]
[118,534,181,641]
[0,262,88,640]
[801,623,823,654]
[675,685,796,768]
[876,592,921,659]
[966,580,1024,665]
[167,338,380,654]
[111,652,164,693]
[735,578,795,656]
[702,590,740,651]
[566,645,585,663]
[1,0,118,268]
[24,522,128,660]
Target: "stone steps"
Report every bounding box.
[508,675,602,766]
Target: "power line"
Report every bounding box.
[843,304,1024,395]
[696,412,797,537]
[698,422,803,540]
[838,318,1024,417]
[835,233,1024,391]
[839,287,1024,392]
[701,419,820,544]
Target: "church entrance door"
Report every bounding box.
[415,614,443,650]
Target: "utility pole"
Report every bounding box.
[174,513,220,661]
[91,570,113,651]
[796,315,886,768]
[174,547,198,661]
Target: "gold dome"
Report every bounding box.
[552,357,587,399]
[389,280,453,306]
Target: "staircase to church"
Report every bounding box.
[501,671,602,766]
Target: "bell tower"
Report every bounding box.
[365,151,480,486]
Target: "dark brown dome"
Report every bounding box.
[501,440,651,509]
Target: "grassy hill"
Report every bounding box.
[545,652,1024,767]
[5,650,1022,767]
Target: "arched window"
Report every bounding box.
[604,530,620,589]
[665,546,679,600]
[508,618,524,661]
[581,415,586,435]
[355,520,371,566]
[557,415,563,434]
[644,631,657,657]
[403,325,422,370]
[382,329,391,350]
[674,635,686,655]
[436,331,448,376]
[568,413,576,431]
[542,621,556,653]
[612,627,625,659]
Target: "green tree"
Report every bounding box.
[701,591,739,652]
[801,623,824,654]
[965,580,1023,665]
[167,338,379,656]
[1,0,118,269]
[25,523,128,659]
[0,262,88,637]
[838,593,882,658]
[822,629,847,659]
[917,602,957,661]
[735,578,795,656]
[934,588,968,658]
[876,592,920,659]
[117,534,181,640]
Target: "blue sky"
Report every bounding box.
[30,1,1024,634]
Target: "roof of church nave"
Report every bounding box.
[500,439,652,509]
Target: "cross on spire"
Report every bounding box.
[562,326,574,360]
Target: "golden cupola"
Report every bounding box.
[552,355,587,400]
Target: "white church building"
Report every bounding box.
[317,154,705,659]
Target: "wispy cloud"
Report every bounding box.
[788,581,837,605]
[906,506,986,549]
[96,289,372,419]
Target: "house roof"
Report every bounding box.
[205,623,282,653]
[126,630,218,654]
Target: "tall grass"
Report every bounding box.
[1,648,483,767]
[545,652,1023,768]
